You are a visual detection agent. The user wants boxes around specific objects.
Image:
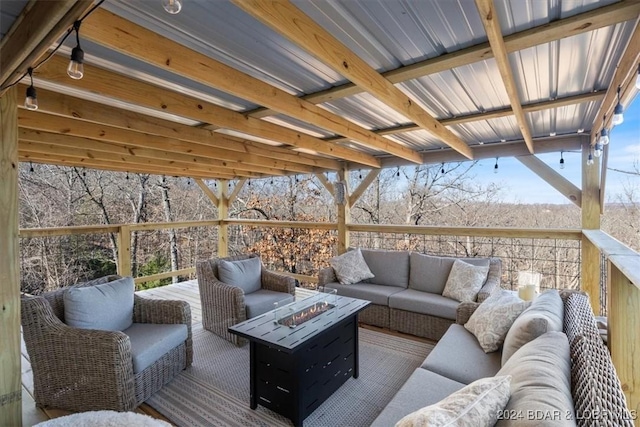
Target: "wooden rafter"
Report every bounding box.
[81,9,420,163]
[228,179,247,204]
[516,155,582,207]
[247,1,640,119]
[35,55,379,168]
[23,86,342,171]
[0,0,94,93]
[194,179,220,206]
[234,0,473,160]
[349,170,381,206]
[475,0,534,154]
[314,173,335,198]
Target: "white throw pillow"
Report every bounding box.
[442,259,490,302]
[465,290,530,353]
[329,248,375,285]
[395,375,511,427]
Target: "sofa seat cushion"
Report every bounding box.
[422,324,502,384]
[218,257,262,294]
[244,289,294,319]
[123,323,188,374]
[361,249,410,288]
[409,253,490,294]
[64,276,135,331]
[495,331,576,426]
[389,289,459,320]
[324,281,405,306]
[369,368,465,427]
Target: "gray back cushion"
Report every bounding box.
[409,253,490,294]
[218,257,262,294]
[361,249,410,288]
[64,276,135,331]
[502,289,564,365]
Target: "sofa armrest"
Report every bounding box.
[456,302,480,325]
[477,258,501,302]
[318,266,336,286]
[261,269,296,295]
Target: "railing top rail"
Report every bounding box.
[583,229,640,290]
[19,224,121,237]
[129,220,221,231]
[224,219,338,230]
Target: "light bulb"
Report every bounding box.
[162,0,182,14]
[587,153,594,166]
[636,66,640,89]
[24,85,38,110]
[494,163,498,174]
[560,158,565,169]
[594,143,603,158]
[67,46,84,79]
[612,102,624,126]
[599,128,609,146]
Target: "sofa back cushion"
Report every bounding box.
[361,249,410,288]
[64,276,135,331]
[409,253,490,294]
[218,257,262,294]
[501,289,564,365]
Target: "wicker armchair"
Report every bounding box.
[196,254,296,346]
[21,275,192,412]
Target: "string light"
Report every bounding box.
[67,21,84,80]
[494,158,499,174]
[598,114,609,146]
[559,151,565,169]
[396,168,400,177]
[636,63,640,89]
[24,68,38,110]
[611,86,624,126]
[29,162,34,173]
[441,163,445,174]
[358,170,362,179]
[594,141,603,158]
[587,147,594,166]
[162,0,182,14]
[126,172,129,180]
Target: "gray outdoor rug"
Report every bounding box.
[147,326,433,427]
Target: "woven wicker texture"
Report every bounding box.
[21,276,192,412]
[358,304,390,329]
[196,254,295,346]
[390,309,453,341]
[563,291,602,345]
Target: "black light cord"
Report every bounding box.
[0,0,105,92]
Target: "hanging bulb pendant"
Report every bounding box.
[68,22,84,79]
[24,68,38,110]
[162,0,182,14]
[611,86,624,126]
[587,153,594,166]
[494,158,499,174]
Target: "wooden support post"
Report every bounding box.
[117,225,132,277]
[337,168,350,254]
[608,262,639,415]
[581,140,601,312]
[218,179,229,257]
[0,87,21,425]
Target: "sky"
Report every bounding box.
[472,94,640,204]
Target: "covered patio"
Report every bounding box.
[1,0,640,425]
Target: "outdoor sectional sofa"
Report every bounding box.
[318,249,501,340]
[370,290,634,426]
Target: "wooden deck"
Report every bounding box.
[20,280,317,426]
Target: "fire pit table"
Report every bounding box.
[228,292,370,427]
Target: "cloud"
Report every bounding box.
[624,144,640,155]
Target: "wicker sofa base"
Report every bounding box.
[390,309,454,341]
[358,304,390,329]
[134,341,188,407]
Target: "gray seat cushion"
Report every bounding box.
[370,368,465,427]
[361,249,410,288]
[123,323,188,373]
[421,324,502,384]
[64,276,134,331]
[323,281,405,306]
[389,289,459,320]
[409,253,490,294]
[218,257,262,294]
[244,289,294,319]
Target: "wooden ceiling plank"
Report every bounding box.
[35,55,378,168]
[81,9,417,163]
[246,1,640,118]
[234,0,473,160]
[23,85,342,171]
[194,179,219,206]
[18,127,288,176]
[18,110,319,174]
[516,155,582,207]
[475,0,535,154]
[0,1,94,92]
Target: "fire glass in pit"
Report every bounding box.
[277,302,335,327]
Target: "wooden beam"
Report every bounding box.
[0,1,93,92]
[314,173,335,198]
[195,179,220,206]
[600,143,610,214]
[581,139,601,312]
[0,87,21,425]
[591,19,640,144]
[18,129,287,176]
[35,56,380,168]
[234,0,472,160]
[475,0,534,154]
[81,9,420,163]
[337,167,350,254]
[23,86,342,171]
[516,155,582,207]
[349,169,381,206]
[247,1,640,118]
[227,179,247,205]
[117,225,132,277]
[218,180,229,257]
